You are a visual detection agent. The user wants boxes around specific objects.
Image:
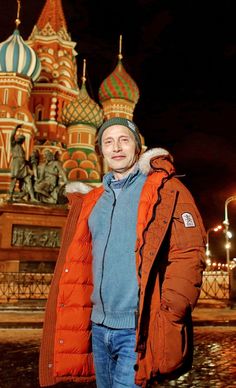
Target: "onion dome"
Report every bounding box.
[62,60,104,128]
[0,29,41,82]
[98,36,139,106]
[98,58,140,105]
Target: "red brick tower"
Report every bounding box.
[27,0,79,158]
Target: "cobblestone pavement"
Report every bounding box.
[0,327,235,388]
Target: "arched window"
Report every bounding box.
[36,105,44,121]
[38,110,42,121]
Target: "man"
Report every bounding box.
[39,117,206,387]
[9,124,37,202]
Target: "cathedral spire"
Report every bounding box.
[118,34,123,60]
[36,0,67,33]
[15,0,21,28]
[82,58,86,84]
[28,0,70,41]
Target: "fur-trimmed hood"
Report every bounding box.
[66,148,175,194]
[138,147,174,175]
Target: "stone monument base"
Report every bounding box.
[0,201,68,271]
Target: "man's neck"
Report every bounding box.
[112,163,138,180]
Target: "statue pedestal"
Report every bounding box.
[0,201,68,268]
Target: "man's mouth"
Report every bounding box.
[112,155,126,160]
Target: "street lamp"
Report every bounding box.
[223,195,236,269]
[223,195,236,303]
[206,225,222,263]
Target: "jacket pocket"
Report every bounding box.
[151,310,188,375]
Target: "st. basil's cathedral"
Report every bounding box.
[0,0,142,194]
[0,0,143,275]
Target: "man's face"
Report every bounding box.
[101,125,138,179]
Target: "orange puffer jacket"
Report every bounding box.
[39,149,206,387]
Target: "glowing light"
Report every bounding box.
[206,224,223,259]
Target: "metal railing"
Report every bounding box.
[199,270,229,300]
[0,270,230,303]
[0,272,53,303]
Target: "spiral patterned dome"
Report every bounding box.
[62,83,104,128]
[98,59,140,104]
[0,29,41,82]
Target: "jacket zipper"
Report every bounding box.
[99,191,116,323]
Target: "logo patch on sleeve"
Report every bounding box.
[181,212,196,228]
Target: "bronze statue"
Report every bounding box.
[9,124,38,202]
[8,125,68,205]
[34,149,68,204]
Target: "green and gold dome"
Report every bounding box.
[61,60,103,184]
[62,78,103,129]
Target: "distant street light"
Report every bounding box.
[206,225,222,262]
[223,195,236,303]
[223,196,236,269]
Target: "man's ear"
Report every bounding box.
[136,146,141,157]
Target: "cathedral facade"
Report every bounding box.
[0,0,142,278]
[0,0,141,195]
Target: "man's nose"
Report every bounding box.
[113,140,122,151]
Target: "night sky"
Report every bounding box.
[1,0,236,259]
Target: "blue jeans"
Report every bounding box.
[92,323,140,387]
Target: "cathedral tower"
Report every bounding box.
[27,0,79,157]
[98,36,140,120]
[62,59,104,183]
[98,36,145,154]
[0,3,41,192]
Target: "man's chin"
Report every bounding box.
[111,163,137,176]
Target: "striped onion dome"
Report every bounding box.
[98,58,140,104]
[0,29,41,82]
[62,82,104,128]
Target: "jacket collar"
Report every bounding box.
[103,164,141,191]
